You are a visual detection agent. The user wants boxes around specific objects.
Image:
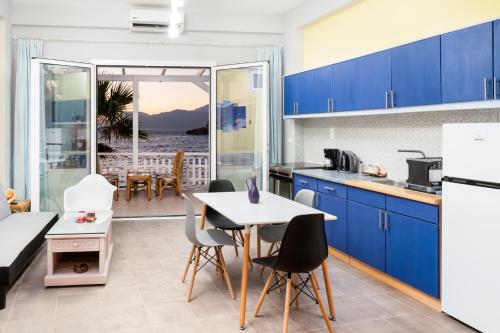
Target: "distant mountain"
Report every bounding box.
[139,105,209,130]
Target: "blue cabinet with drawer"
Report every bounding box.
[318,192,347,253]
[391,36,442,107]
[300,66,333,114]
[293,175,317,192]
[441,22,494,103]
[385,212,439,297]
[347,200,386,272]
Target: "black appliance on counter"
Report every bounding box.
[269,162,323,199]
[405,157,443,194]
[339,150,359,173]
[323,148,342,170]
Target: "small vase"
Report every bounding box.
[245,175,260,204]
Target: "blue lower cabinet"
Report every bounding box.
[318,192,347,253]
[347,200,386,272]
[385,212,439,297]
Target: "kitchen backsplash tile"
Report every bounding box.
[295,109,500,182]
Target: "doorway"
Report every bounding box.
[96,65,210,218]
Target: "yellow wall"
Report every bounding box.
[303,0,500,69]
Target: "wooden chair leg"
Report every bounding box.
[293,274,299,310]
[214,247,225,280]
[254,270,274,317]
[182,245,196,283]
[217,247,235,300]
[283,275,292,333]
[187,247,201,302]
[310,273,333,333]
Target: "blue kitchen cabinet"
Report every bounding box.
[300,65,333,114]
[494,20,500,100]
[331,59,356,111]
[347,200,386,272]
[385,212,439,297]
[283,74,300,115]
[391,37,442,107]
[318,192,347,253]
[441,22,494,103]
[353,50,392,110]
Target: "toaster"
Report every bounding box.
[405,157,443,193]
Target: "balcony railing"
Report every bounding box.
[98,152,210,189]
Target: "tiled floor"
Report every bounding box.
[112,189,206,218]
[0,219,475,333]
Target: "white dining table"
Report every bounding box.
[194,191,337,330]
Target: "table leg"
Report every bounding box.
[126,179,131,201]
[200,205,207,230]
[147,179,152,201]
[321,260,336,320]
[239,225,251,329]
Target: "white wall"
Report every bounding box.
[11,2,284,64]
[0,0,12,187]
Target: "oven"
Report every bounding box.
[269,163,323,200]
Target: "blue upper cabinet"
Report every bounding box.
[283,74,300,115]
[300,66,333,114]
[332,59,356,111]
[318,192,347,253]
[441,22,494,103]
[353,50,392,110]
[385,213,439,298]
[494,20,500,100]
[391,37,442,107]
[347,200,386,272]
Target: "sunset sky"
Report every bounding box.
[99,67,209,115]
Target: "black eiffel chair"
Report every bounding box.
[205,180,243,249]
[253,214,334,333]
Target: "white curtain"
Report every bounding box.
[13,39,43,198]
[257,46,283,164]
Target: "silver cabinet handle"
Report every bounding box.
[384,212,390,231]
[298,180,308,185]
[494,76,497,100]
[296,101,299,114]
[331,98,335,112]
[315,193,319,207]
[327,98,330,112]
[323,186,336,192]
[385,91,389,109]
[378,210,384,229]
[484,77,488,101]
[294,102,297,115]
[390,90,395,108]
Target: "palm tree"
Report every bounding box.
[97,81,148,152]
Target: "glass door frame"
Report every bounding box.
[210,61,270,191]
[29,58,97,212]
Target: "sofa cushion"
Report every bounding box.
[0,212,57,268]
[0,184,11,221]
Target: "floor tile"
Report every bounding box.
[145,300,194,326]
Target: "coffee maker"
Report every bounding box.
[323,149,341,170]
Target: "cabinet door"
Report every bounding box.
[391,37,441,107]
[386,212,439,298]
[494,20,500,100]
[283,74,299,115]
[332,60,356,111]
[347,201,386,272]
[300,66,333,114]
[318,192,347,253]
[353,50,392,110]
[441,22,493,103]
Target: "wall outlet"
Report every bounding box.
[329,127,335,139]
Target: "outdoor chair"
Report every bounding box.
[156,150,184,199]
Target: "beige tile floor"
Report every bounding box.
[0,219,476,333]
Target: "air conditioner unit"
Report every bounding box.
[130,8,174,33]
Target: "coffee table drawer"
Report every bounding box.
[52,238,100,252]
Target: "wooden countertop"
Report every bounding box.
[345,180,442,206]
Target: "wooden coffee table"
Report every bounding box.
[44,211,113,287]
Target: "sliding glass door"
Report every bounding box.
[210,62,269,191]
[30,59,96,213]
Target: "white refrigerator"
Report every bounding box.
[442,123,500,333]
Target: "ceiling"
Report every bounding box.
[12,0,306,14]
